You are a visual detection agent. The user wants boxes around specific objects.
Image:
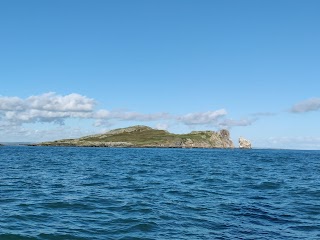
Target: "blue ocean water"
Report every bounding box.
[0,146,319,240]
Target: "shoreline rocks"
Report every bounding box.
[239,137,252,149]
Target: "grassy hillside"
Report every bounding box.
[37,125,234,148]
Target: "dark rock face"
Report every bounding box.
[35,125,235,149]
[217,129,234,148]
[219,129,230,138]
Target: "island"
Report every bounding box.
[32,125,235,148]
[239,137,252,149]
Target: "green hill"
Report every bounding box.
[36,125,234,148]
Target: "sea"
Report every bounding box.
[0,146,319,240]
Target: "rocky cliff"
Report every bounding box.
[35,125,235,148]
[239,137,252,149]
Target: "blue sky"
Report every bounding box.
[1,0,320,149]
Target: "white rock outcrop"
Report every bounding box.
[239,137,252,149]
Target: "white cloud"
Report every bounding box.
[0,96,24,111]
[178,109,227,125]
[218,118,256,128]
[155,123,169,130]
[26,92,96,112]
[93,119,114,127]
[256,136,320,150]
[0,92,97,125]
[0,93,169,125]
[0,92,95,112]
[108,111,170,121]
[290,98,320,113]
[93,110,110,119]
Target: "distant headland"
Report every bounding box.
[31,125,244,149]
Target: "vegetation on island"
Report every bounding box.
[35,125,234,148]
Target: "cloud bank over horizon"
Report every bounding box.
[0,92,319,149]
[0,92,256,140]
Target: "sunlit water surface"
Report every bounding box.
[0,146,319,239]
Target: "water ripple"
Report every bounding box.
[0,147,319,239]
